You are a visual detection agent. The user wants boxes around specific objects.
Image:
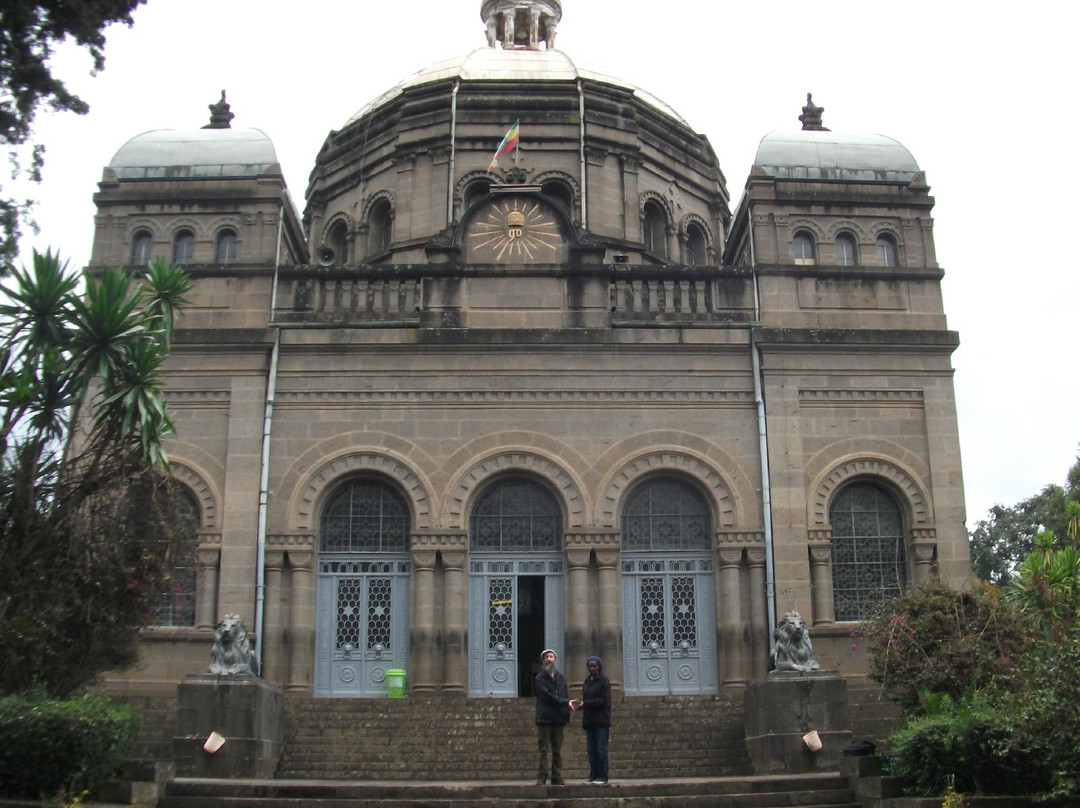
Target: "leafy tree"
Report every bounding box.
[0,0,146,272]
[969,451,1080,584]
[0,250,192,697]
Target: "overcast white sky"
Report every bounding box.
[14,0,1080,524]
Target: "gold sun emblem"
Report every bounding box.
[467,199,561,261]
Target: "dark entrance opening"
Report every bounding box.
[517,575,545,696]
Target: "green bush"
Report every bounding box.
[0,692,139,801]
[890,695,1050,797]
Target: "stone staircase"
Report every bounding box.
[159,773,863,807]
[277,692,752,780]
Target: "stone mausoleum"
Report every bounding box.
[90,0,968,702]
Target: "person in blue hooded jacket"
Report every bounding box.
[576,655,611,784]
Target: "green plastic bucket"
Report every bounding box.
[386,668,406,698]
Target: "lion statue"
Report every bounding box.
[208,613,257,676]
[770,610,821,672]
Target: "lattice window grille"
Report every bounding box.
[622,479,712,552]
[367,578,393,649]
[320,480,410,553]
[470,479,562,552]
[830,483,907,621]
[150,485,199,627]
[639,577,666,648]
[671,576,698,647]
[487,577,514,650]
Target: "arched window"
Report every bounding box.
[215,228,238,264]
[328,221,349,265]
[172,229,195,265]
[829,483,908,621]
[151,485,199,627]
[622,478,711,552]
[470,478,561,552]
[685,223,708,266]
[320,479,410,553]
[876,234,898,267]
[131,230,153,266]
[793,231,816,265]
[368,200,393,256]
[835,233,857,266]
[643,201,667,258]
[541,180,573,216]
[463,180,493,213]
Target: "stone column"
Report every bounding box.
[718,546,745,687]
[195,541,221,630]
[620,154,641,241]
[262,548,285,686]
[287,550,314,691]
[912,532,937,583]
[565,548,590,691]
[595,548,622,691]
[441,547,468,692]
[808,539,835,625]
[410,547,438,691]
[746,546,769,680]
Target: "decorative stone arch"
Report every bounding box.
[808,455,932,531]
[169,217,206,240]
[443,449,587,531]
[639,190,674,225]
[868,223,904,266]
[678,212,716,263]
[361,190,396,225]
[825,220,867,240]
[598,451,738,530]
[533,170,581,215]
[292,451,432,533]
[320,211,354,243]
[453,170,501,219]
[209,215,244,237]
[169,461,220,529]
[787,218,827,243]
[126,218,164,241]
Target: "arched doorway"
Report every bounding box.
[314,478,411,697]
[467,477,565,697]
[621,477,718,694]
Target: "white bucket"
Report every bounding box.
[802,730,822,752]
[203,731,226,754]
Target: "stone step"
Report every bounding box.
[160,775,861,808]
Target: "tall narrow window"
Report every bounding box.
[151,485,199,627]
[215,229,238,264]
[643,202,667,258]
[368,200,393,257]
[173,229,195,265]
[876,234,898,267]
[328,221,349,265]
[835,233,857,266]
[829,483,907,621]
[131,230,153,266]
[685,224,708,266]
[793,231,816,265]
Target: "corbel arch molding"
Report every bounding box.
[598,448,740,530]
[787,218,828,243]
[126,218,164,241]
[169,217,206,240]
[442,448,588,531]
[869,221,903,240]
[209,215,244,236]
[533,170,581,207]
[453,170,502,215]
[290,450,433,533]
[169,460,220,530]
[808,453,932,531]
[825,220,867,240]
[679,212,714,243]
[639,190,674,225]
[320,211,354,242]
[361,189,396,224]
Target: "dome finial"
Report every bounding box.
[799,93,829,132]
[481,1,561,50]
[204,90,234,130]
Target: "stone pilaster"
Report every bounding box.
[746,546,769,680]
[287,547,315,691]
[911,529,938,583]
[410,547,438,691]
[262,549,285,686]
[195,536,222,630]
[808,541,835,626]
[717,546,745,687]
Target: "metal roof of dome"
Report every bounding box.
[344,47,689,128]
[108,127,281,179]
[754,130,920,183]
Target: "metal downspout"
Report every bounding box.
[254,205,284,673]
[749,220,778,636]
[448,80,459,225]
[578,80,587,228]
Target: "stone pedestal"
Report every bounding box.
[173,675,284,778]
[743,670,852,774]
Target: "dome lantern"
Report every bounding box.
[481,0,561,50]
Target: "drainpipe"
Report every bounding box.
[748,217,777,635]
[448,80,459,225]
[253,204,285,672]
[577,80,587,228]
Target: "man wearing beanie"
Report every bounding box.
[533,648,572,785]
[578,655,612,784]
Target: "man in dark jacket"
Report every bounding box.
[534,648,572,785]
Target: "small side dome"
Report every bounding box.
[753,130,920,183]
[108,127,281,180]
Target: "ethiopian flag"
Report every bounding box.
[487,120,520,172]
